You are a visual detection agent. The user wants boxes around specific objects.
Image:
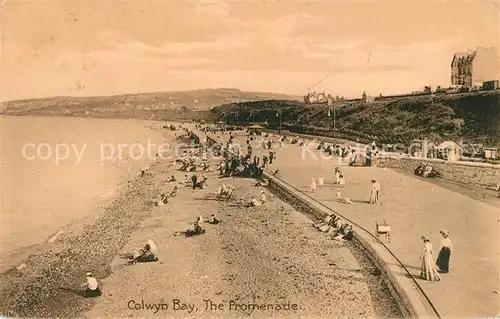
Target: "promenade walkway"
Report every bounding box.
[206,130,499,318]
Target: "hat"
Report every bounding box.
[440,230,449,236]
[421,235,430,241]
[86,272,92,277]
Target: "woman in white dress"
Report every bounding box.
[420,236,441,281]
[310,177,317,193]
[318,175,324,189]
[369,180,381,204]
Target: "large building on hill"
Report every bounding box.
[451,47,499,87]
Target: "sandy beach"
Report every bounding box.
[0,123,401,317]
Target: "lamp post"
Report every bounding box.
[276,110,282,135]
[328,107,336,141]
[231,111,239,126]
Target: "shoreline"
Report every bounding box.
[0,124,175,317]
[0,116,170,272]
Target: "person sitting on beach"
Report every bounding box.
[185,219,205,237]
[168,175,177,182]
[313,214,335,232]
[332,224,354,241]
[155,194,168,206]
[132,244,159,263]
[260,191,267,203]
[84,272,102,298]
[255,178,269,187]
[248,197,262,207]
[170,186,178,198]
[207,214,220,224]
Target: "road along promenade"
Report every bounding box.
[208,130,499,318]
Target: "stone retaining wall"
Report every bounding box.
[375,156,500,189]
[263,129,500,189]
[263,171,434,318]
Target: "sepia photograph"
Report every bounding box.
[0,0,499,318]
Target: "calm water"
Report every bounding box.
[0,116,167,265]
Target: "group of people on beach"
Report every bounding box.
[312,213,354,242]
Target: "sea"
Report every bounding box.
[0,116,168,270]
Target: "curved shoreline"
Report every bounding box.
[0,127,173,317]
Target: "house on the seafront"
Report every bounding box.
[304,92,330,104]
[451,47,499,87]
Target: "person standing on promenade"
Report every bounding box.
[349,150,358,166]
[269,150,275,164]
[420,236,441,281]
[334,167,341,184]
[191,173,198,190]
[436,230,453,273]
[369,180,381,204]
[365,147,372,167]
[318,175,324,189]
[311,177,317,193]
[262,155,268,168]
[338,174,346,187]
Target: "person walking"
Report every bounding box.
[191,173,198,190]
[365,147,372,167]
[318,175,324,189]
[369,180,381,204]
[420,236,441,281]
[310,177,317,193]
[334,167,341,184]
[436,230,453,273]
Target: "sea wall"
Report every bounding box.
[264,129,500,189]
[375,156,500,189]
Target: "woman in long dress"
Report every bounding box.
[310,177,317,193]
[436,230,453,273]
[318,175,324,189]
[334,168,341,184]
[369,180,381,204]
[420,236,441,281]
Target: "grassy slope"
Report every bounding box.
[213,91,500,146]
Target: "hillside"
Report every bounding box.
[212,91,500,146]
[0,88,300,120]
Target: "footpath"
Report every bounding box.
[208,129,500,318]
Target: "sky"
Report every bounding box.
[1,0,499,101]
